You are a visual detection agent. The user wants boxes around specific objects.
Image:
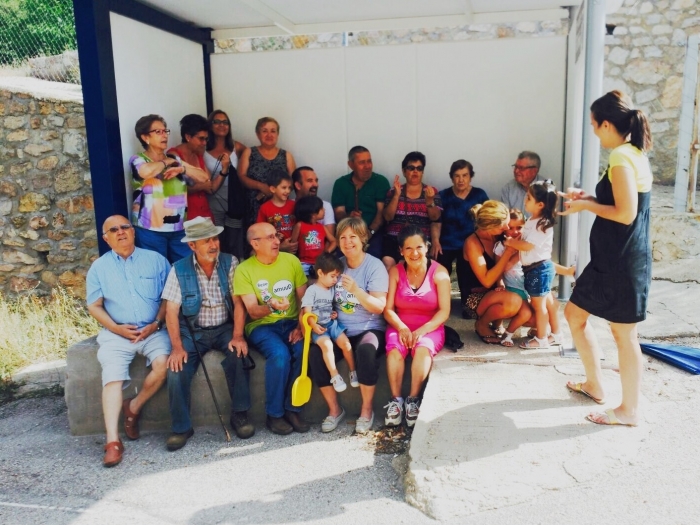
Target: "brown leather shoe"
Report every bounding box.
[284,410,310,433]
[266,415,293,435]
[103,440,124,468]
[230,411,255,439]
[122,397,140,440]
[166,428,194,451]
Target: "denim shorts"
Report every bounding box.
[311,318,347,343]
[523,259,555,298]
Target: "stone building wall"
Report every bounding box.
[604,0,699,184]
[0,78,95,298]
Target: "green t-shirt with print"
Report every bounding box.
[233,252,307,336]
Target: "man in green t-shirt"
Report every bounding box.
[331,146,390,258]
[233,222,309,435]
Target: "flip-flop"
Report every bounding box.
[474,329,501,345]
[566,382,605,405]
[586,408,637,427]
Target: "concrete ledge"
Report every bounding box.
[65,336,411,436]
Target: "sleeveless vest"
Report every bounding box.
[173,254,233,327]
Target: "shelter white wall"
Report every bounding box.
[211,37,567,203]
[111,13,207,202]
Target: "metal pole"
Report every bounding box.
[686,56,700,213]
[577,0,607,274]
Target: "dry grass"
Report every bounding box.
[0,288,99,380]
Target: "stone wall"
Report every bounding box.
[604,0,699,184]
[0,77,95,298]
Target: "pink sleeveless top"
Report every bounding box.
[394,261,441,331]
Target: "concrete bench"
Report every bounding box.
[65,336,412,436]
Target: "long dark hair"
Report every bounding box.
[206,110,234,152]
[528,180,558,232]
[591,90,652,152]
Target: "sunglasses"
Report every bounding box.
[212,119,230,125]
[147,129,170,136]
[104,224,132,234]
[405,165,424,172]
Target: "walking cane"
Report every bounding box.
[184,317,231,443]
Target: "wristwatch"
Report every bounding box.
[370,229,376,236]
[155,319,164,331]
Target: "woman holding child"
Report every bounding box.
[383,225,451,428]
[308,217,389,434]
[463,200,532,343]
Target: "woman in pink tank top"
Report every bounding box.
[383,225,451,428]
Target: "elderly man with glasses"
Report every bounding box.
[163,216,254,451]
[233,222,310,435]
[86,215,171,468]
[501,151,543,216]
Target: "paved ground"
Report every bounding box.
[1,261,698,524]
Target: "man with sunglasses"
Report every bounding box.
[163,216,253,451]
[233,222,310,435]
[501,151,543,216]
[86,215,171,467]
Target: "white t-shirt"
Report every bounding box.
[520,217,553,266]
[321,200,335,226]
[494,241,525,291]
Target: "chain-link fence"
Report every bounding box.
[0,0,79,84]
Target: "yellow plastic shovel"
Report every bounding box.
[291,312,317,407]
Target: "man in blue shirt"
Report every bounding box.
[86,215,171,468]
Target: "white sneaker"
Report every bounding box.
[349,370,359,388]
[330,374,347,392]
[355,412,374,434]
[384,398,403,427]
[405,397,421,428]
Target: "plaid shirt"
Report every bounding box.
[162,254,238,327]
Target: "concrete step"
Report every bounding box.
[65,336,412,436]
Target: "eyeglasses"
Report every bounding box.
[148,129,170,136]
[512,164,538,172]
[212,119,230,125]
[251,234,278,242]
[405,165,424,172]
[104,224,132,234]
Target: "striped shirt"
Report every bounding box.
[86,247,170,329]
[161,254,238,327]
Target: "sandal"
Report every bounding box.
[122,397,140,440]
[475,329,501,345]
[519,337,550,350]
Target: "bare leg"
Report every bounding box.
[409,347,433,397]
[588,322,642,425]
[336,333,356,372]
[359,385,375,419]
[475,290,523,338]
[318,385,342,418]
[129,355,168,414]
[386,349,405,398]
[318,337,338,377]
[102,381,124,443]
[530,296,548,339]
[546,293,560,335]
[505,300,533,334]
[564,301,605,401]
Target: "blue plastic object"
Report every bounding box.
[640,342,700,375]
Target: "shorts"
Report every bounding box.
[382,235,402,264]
[506,286,529,301]
[462,291,488,319]
[386,326,444,358]
[311,318,347,344]
[96,328,171,388]
[524,259,555,298]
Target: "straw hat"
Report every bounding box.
[180,216,224,242]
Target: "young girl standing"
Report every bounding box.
[559,90,653,427]
[504,180,561,349]
[291,196,337,277]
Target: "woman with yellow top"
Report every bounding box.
[559,90,653,427]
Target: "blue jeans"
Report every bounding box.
[247,319,303,417]
[135,227,191,264]
[167,322,251,433]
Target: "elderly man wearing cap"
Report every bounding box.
[163,216,253,451]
